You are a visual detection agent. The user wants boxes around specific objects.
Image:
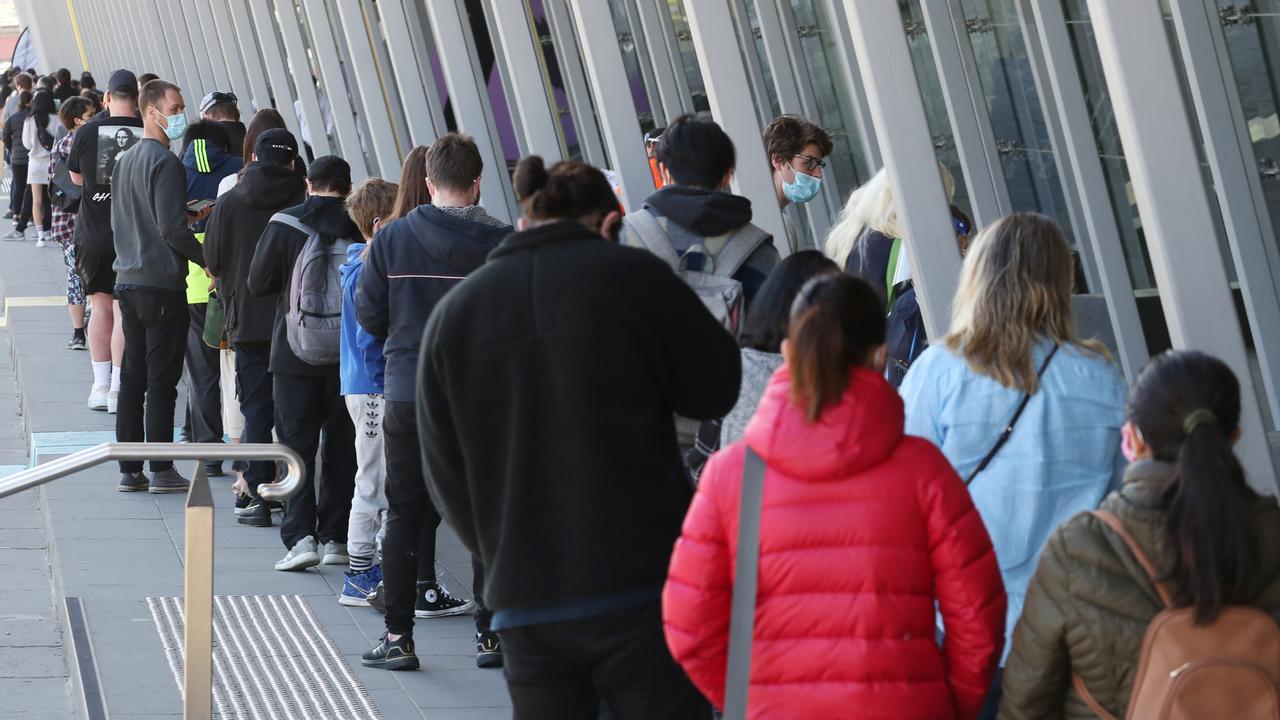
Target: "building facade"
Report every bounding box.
[17,0,1280,490]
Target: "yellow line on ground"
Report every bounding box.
[0,296,66,327]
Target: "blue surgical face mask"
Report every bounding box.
[154,108,187,142]
[782,166,822,204]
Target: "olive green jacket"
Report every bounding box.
[998,460,1280,719]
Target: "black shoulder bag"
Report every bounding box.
[965,344,1059,485]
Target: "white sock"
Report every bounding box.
[110,365,121,392]
[92,361,110,388]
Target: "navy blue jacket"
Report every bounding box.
[355,205,511,403]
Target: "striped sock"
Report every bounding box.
[349,553,374,575]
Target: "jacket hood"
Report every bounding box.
[300,195,361,240]
[744,365,904,480]
[183,138,240,178]
[236,162,307,210]
[645,185,753,237]
[393,204,512,274]
[340,242,366,284]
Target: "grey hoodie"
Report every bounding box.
[720,348,785,446]
[111,138,205,289]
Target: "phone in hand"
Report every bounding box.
[187,198,215,213]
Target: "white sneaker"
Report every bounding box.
[321,541,349,566]
[87,385,109,411]
[106,390,118,414]
[35,236,45,248]
[275,536,320,571]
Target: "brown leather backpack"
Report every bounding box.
[1073,510,1280,719]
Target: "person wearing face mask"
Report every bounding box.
[413,155,739,715]
[108,78,210,494]
[764,115,834,247]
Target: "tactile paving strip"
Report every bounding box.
[148,594,381,719]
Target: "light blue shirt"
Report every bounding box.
[901,339,1126,663]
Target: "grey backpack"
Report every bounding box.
[270,212,352,366]
[624,210,770,337]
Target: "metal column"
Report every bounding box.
[1084,0,1277,491]
[190,0,232,92]
[300,0,367,180]
[484,0,565,160]
[332,0,402,179]
[247,0,306,144]
[376,0,442,146]
[918,0,1012,227]
[1023,0,1148,381]
[421,0,519,223]
[226,0,274,116]
[204,0,256,107]
[1169,0,1280,429]
[841,0,963,339]
[273,0,333,157]
[543,0,607,165]
[683,0,790,252]
[567,0,655,212]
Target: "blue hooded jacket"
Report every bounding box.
[340,242,386,395]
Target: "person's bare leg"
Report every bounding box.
[30,184,43,232]
[111,299,125,367]
[87,293,113,363]
[68,302,85,330]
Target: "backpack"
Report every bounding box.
[271,212,352,366]
[1075,510,1280,720]
[624,209,770,337]
[884,281,926,388]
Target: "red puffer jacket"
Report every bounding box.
[663,366,1006,719]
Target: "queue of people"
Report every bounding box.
[6,60,1280,720]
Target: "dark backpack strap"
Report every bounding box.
[724,447,767,720]
[966,344,1060,485]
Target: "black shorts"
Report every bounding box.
[80,248,116,297]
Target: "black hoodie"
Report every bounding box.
[356,204,511,403]
[204,162,307,344]
[247,195,360,376]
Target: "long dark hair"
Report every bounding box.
[390,145,431,221]
[1127,350,1257,624]
[740,250,840,353]
[787,274,885,421]
[31,90,55,126]
[243,108,286,165]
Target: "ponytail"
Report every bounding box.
[787,274,885,422]
[1128,351,1256,624]
[513,155,619,226]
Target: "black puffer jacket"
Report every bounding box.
[1000,460,1280,719]
[203,162,306,344]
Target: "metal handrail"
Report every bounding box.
[0,442,307,501]
[0,441,307,720]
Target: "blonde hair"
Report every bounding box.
[824,164,956,268]
[945,212,1107,393]
[346,178,399,241]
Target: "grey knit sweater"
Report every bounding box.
[720,348,785,446]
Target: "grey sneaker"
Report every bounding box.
[321,541,349,566]
[149,468,191,494]
[276,536,320,571]
[118,472,149,492]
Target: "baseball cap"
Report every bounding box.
[199,91,237,115]
[108,69,138,95]
[254,128,298,166]
[307,155,352,185]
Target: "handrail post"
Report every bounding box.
[183,462,214,720]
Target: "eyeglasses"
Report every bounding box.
[793,153,826,171]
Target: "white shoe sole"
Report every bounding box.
[338,594,372,607]
[275,551,320,571]
[416,599,476,619]
[88,400,107,411]
[322,553,350,566]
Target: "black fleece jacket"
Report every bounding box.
[247,195,359,376]
[356,204,510,403]
[204,162,306,344]
[417,221,741,621]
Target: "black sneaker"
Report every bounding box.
[476,630,502,668]
[234,490,252,516]
[237,498,272,527]
[204,463,224,478]
[118,472,148,492]
[415,581,475,618]
[361,633,419,671]
[268,500,284,513]
[149,468,191,494]
[67,334,86,351]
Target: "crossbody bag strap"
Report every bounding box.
[1072,672,1121,720]
[724,447,767,720]
[966,344,1060,485]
